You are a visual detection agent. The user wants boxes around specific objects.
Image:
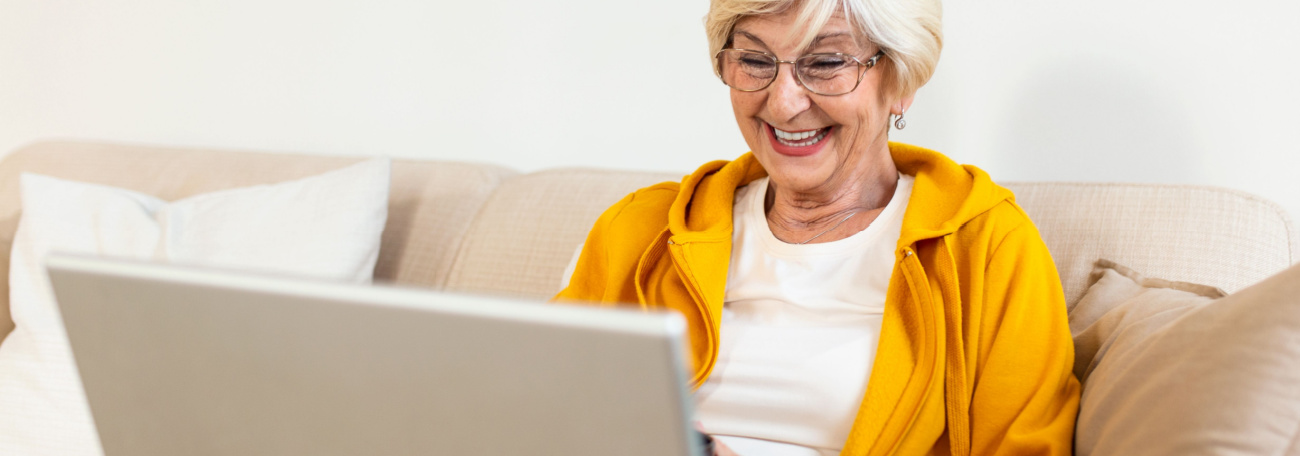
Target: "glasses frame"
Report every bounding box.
[714,48,886,96]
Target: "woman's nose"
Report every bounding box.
[766,66,812,119]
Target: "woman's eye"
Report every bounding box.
[807,57,848,69]
[740,57,775,68]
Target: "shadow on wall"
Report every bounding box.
[990,55,1208,184]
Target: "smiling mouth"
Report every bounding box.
[772,125,832,147]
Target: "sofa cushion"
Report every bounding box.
[0,159,391,455]
[446,168,681,299]
[0,141,516,341]
[1070,259,1300,455]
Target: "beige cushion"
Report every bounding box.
[1070,260,1300,455]
[1008,182,1297,307]
[445,168,680,298]
[0,141,515,341]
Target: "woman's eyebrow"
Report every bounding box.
[732,30,855,51]
[732,30,768,49]
[809,32,853,49]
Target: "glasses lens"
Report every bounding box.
[718,50,776,91]
[796,54,860,95]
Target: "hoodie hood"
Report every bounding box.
[667,142,1016,248]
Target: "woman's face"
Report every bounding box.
[729,10,901,195]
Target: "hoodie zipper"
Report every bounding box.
[887,245,970,456]
[867,246,945,456]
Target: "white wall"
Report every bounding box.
[903,1,1300,222]
[2,0,1297,221]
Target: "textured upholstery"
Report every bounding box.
[1008,182,1297,306]
[452,172,1297,303]
[445,169,681,298]
[0,141,515,341]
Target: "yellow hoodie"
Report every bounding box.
[556,143,1080,456]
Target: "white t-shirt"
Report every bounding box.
[694,174,914,456]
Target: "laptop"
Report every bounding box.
[46,254,703,456]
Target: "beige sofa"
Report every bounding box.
[0,140,1297,451]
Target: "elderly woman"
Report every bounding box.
[556,0,1080,454]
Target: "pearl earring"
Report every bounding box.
[894,111,907,130]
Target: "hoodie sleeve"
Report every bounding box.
[969,220,1081,455]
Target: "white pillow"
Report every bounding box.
[0,158,391,455]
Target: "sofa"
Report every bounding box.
[0,140,1297,454]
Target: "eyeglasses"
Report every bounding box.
[714,49,885,96]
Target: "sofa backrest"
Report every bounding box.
[0,141,515,341]
[0,141,1295,342]
[450,170,1299,306]
[445,168,680,298]
[1009,182,1296,305]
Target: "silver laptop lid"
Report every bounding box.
[47,254,700,456]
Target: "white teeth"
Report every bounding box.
[773,126,829,147]
[774,128,819,140]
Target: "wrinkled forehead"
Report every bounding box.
[729,6,869,53]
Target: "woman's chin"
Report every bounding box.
[760,156,841,192]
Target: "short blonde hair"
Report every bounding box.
[705,0,943,97]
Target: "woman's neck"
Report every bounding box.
[763,159,899,244]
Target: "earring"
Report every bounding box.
[894,111,907,130]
